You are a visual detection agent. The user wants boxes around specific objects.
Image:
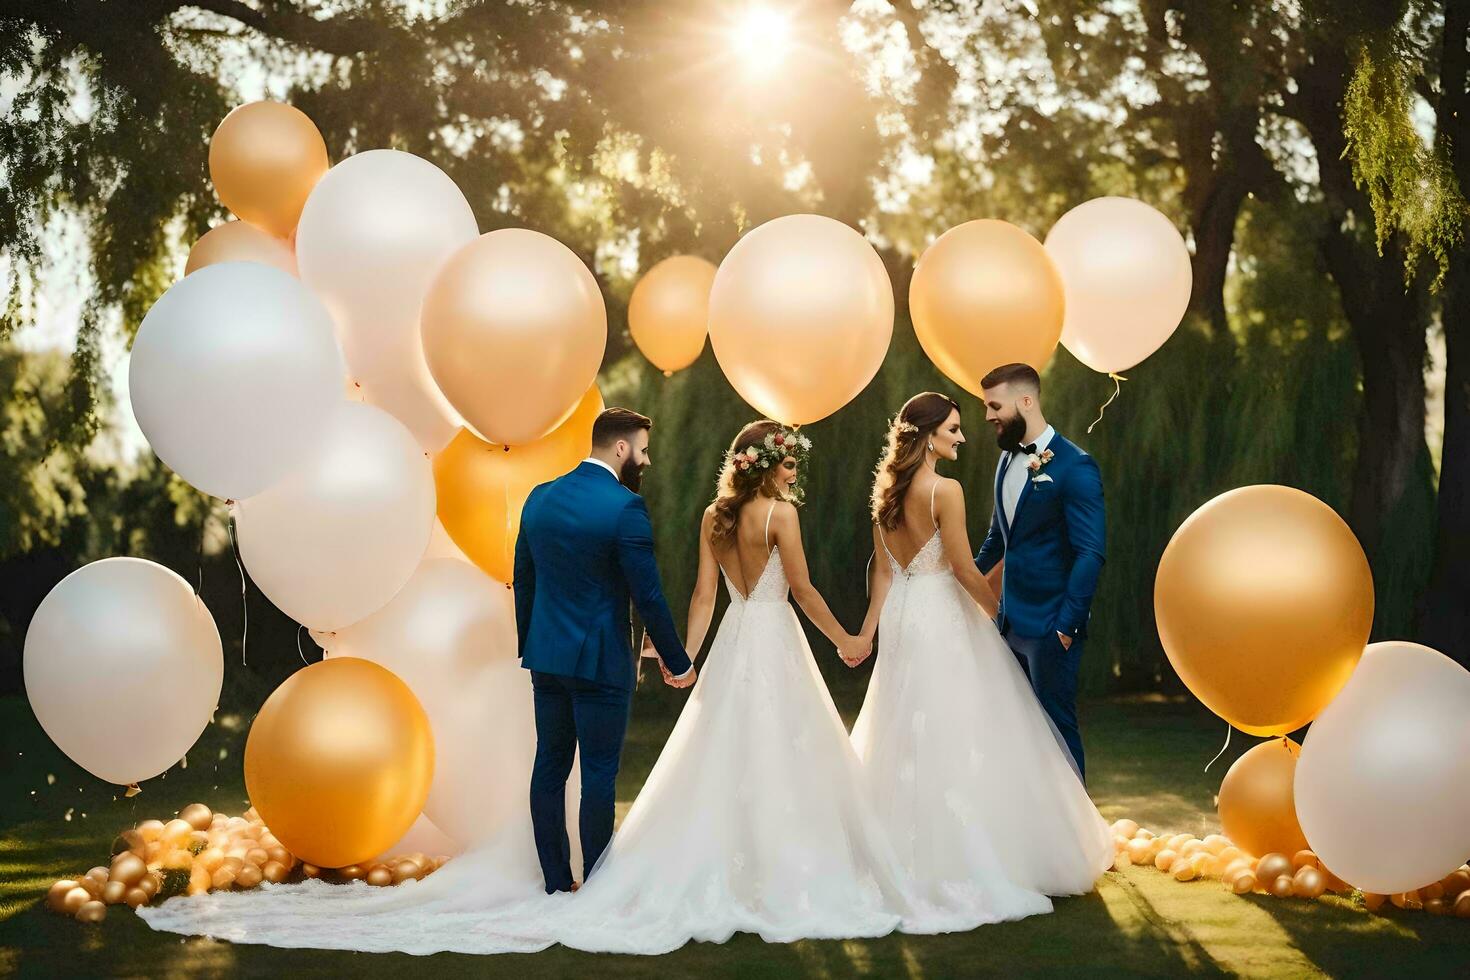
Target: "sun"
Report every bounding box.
[728,5,794,78]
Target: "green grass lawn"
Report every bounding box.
[2,691,1466,978]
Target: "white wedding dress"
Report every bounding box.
[141,522,1049,954]
[851,497,1113,906]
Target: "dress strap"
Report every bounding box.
[876,522,896,562]
[929,481,940,532]
[764,500,777,553]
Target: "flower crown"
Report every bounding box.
[727,428,813,476]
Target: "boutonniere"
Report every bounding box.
[1025,449,1055,485]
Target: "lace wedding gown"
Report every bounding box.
[851,508,1113,907]
[141,529,1049,954]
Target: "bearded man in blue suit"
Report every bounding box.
[514,408,695,894]
[974,363,1106,780]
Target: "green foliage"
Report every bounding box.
[1342,33,1467,288]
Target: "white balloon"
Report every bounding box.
[1295,641,1470,894]
[23,558,223,785]
[235,402,435,632]
[1044,196,1192,374]
[296,150,478,451]
[319,559,577,861]
[128,262,346,500]
[377,812,462,862]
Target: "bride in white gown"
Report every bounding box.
[140,419,1047,954]
[850,393,1113,906]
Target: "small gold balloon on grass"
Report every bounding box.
[244,658,434,869]
[1293,866,1327,899]
[180,803,214,832]
[1269,875,1295,898]
[1256,853,1293,884]
[1454,891,1470,918]
[209,101,329,238]
[629,255,717,375]
[1154,486,1373,735]
[76,900,106,924]
[366,866,393,887]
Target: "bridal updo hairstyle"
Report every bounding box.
[871,392,961,530]
[711,420,798,546]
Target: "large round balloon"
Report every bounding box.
[296,149,479,452]
[184,221,296,277]
[320,559,528,846]
[422,229,606,446]
[234,402,436,631]
[23,558,223,785]
[1217,738,1310,859]
[244,657,433,869]
[434,386,603,582]
[1295,642,1470,894]
[629,255,717,375]
[128,262,345,500]
[707,214,893,425]
[208,101,328,239]
[1044,197,1192,374]
[909,219,1064,395]
[1154,486,1373,736]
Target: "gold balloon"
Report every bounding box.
[1217,738,1311,859]
[109,852,146,887]
[909,219,1064,396]
[124,887,149,909]
[101,880,127,905]
[1155,486,1374,735]
[1173,860,1199,882]
[1255,853,1294,884]
[1425,897,1450,915]
[366,866,393,887]
[1268,874,1295,899]
[629,255,717,375]
[1362,892,1387,912]
[184,221,297,277]
[708,214,893,426]
[422,229,606,446]
[235,864,264,889]
[1454,890,1470,918]
[244,658,434,869]
[1291,849,1319,871]
[1231,872,1258,894]
[434,386,603,583]
[47,880,80,913]
[62,887,90,915]
[209,102,328,238]
[262,860,289,884]
[76,900,107,924]
[1293,866,1327,899]
[1154,849,1177,872]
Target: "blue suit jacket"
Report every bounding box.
[513,462,692,691]
[975,433,1105,639]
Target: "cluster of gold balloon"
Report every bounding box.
[628,204,1194,429]
[45,801,451,925]
[1155,486,1470,910]
[1110,816,1470,917]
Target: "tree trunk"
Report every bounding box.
[1419,260,1470,660]
[1292,50,1433,571]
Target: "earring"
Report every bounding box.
[927,440,935,453]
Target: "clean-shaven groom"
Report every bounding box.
[513,408,695,895]
[975,362,1105,780]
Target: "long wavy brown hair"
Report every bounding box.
[871,392,961,530]
[711,420,797,546]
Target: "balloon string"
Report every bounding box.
[194,500,208,598]
[227,504,248,667]
[296,625,311,667]
[1204,722,1232,773]
[1086,372,1127,434]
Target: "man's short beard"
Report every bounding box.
[995,413,1028,453]
[619,455,644,493]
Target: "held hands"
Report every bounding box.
[838,633,873,668]
[645,635,697,689]
[1056,631,1073,651]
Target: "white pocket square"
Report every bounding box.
[1032,474,1053,484]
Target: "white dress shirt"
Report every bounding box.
[583,458,693,680]
[1001,424,1055,528]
